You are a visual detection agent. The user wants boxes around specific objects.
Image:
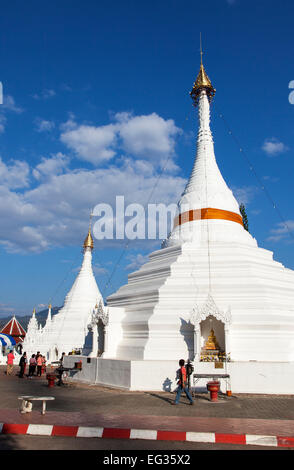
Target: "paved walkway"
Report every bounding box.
[1,408,294,437]
[1,366,294,447]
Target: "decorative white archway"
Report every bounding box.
[88,300,109,358]
[190,294,232,361]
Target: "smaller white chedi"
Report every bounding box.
[22,224,104,362]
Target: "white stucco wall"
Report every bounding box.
[64,356,294,394]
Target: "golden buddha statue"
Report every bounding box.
[204,328,219,351]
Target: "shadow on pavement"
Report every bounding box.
[0,434,22,450]
[148,393,174,404]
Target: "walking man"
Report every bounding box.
[172,359,194,405]
[6,350,15,375]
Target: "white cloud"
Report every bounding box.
[262,138,289,157]
[0,157,30,189]
[231,185,258,205]
[0,110,185,254]
[32,153,69,180]
[35,118,55,133]
[60,113,77,132]
[92,263,109,276]
[32,89,56,100]
[0,158,186,253]
[0,303,14,316]
[2,95,24,114]
[117,112,181,161]
[60,122,117,164]
[60,112,181,167]
[267,220,294,243]
[0,220,50,253]
[72,262,108,276]
[262,175,279,183]
[0,115,6,133]
[250,209,261,216]
[0,95,24,132]
[113,111,131,123]
[125,253,149,271]
[129,158,155,176]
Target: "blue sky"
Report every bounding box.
[0,0,294,317]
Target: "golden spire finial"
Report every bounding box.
[190,34,215,107]
[83,210,94,250]
[48,302,52,309]
[33,308,36,315]
[200,32,203,66]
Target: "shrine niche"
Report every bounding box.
[190,294,231,362]
[88,300,109,358]
[97,318,105,356]
[200,315,225,361]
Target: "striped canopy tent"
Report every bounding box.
[0,333,16,348]
[1,316,26,344]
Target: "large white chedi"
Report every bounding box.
[22,227,103,362]
[82,57,294,394]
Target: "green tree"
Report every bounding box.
[239,203,249,232]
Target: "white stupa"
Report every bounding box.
[22,224,103,362]
[89,55,294,393]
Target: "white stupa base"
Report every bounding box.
[64,355,294,394]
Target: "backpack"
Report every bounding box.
[186,362,194,376]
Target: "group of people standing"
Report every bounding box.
[18,351,46,378]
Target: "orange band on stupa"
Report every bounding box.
[173,208,243,228]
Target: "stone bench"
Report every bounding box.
[18,396,55,415]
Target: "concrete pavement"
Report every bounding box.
[1,366,294,449]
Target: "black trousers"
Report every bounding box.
[29,365,36,376]
[37,365,42,376]
[19,365,25,377]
